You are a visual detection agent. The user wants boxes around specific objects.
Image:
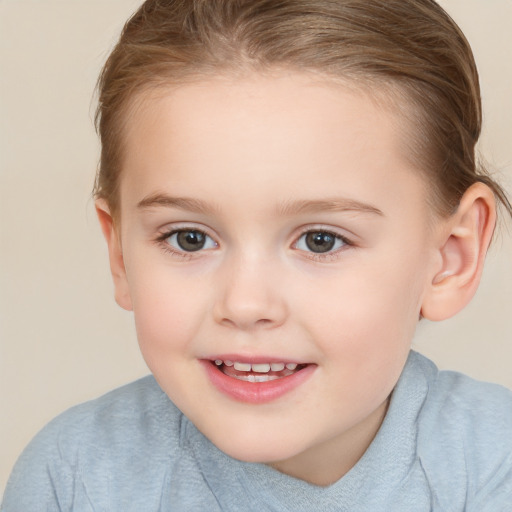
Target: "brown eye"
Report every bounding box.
[176,230,205,251]
[166,230,216,252]
[304,232,336,253]
[295,231,347,254]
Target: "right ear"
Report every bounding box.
[95,199,133,311]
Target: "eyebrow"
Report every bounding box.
[276,198,384,217]
[137,193,384,217]
[137,194,219,215]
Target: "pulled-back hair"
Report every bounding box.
[94,0,511,221]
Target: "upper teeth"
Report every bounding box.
[214,360,298,372]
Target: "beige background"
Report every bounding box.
[1,0,511,496]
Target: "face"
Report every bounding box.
[107,72,443,485]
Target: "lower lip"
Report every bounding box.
[201,360,316,404]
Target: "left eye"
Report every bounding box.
[166,230,217,252]
[295,231,347,254]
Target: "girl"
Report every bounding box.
[3,1,512,509]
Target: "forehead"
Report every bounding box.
[127,72,402,151]
[119,72,428,220]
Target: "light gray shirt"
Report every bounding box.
[2,351,512,511]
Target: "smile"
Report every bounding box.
[202,358,315,403]
[213,359,304,382]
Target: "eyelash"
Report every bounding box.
[293,229,352,262]
[155,228,216,260]
[154,226,353,261]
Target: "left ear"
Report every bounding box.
[421,182,496,321]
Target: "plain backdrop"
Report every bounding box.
[1,0,511,496]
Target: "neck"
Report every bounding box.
[268,397,390,486]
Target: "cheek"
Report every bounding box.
[301,252,427,359]
[127,262,210,359]
[300,264,424,410]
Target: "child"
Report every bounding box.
[2,0,512,509]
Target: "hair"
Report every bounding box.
[94,0,511,223]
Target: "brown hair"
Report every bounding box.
[94,0,511,222]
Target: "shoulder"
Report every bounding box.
[43,375,182,453]
[56,375,186,463]
[2,376,186,510]
[411,352,512,507]
[415,353,512,447]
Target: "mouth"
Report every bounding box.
[202,357,315,403]
[212,359,308,382]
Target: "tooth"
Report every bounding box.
[286,363,298,370]
[270,362,285,372]
[234,362,251,372]
[254,374,271,382]
[232,373,282,382]
[224,360,234,366]
[214,360,222,366]
[252,363,271,373]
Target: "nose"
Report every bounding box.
[213,254,288,331]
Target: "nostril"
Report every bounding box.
[216,315,280,330]
[212,286,288,330]
[256,318,273,325]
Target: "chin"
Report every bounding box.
[208,429,304,465]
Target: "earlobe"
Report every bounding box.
[421,183,496,321]
[95,200,133,311]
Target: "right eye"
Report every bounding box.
[165,229,217,252]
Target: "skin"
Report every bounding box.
[97,72,495,486]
